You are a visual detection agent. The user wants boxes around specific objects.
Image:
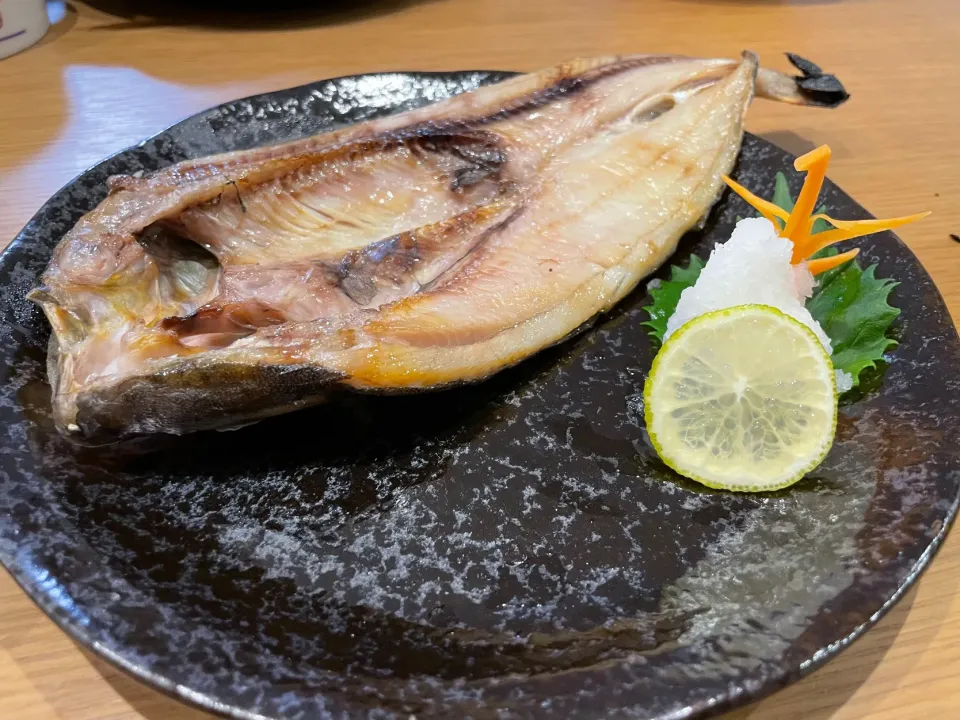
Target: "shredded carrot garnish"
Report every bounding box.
[783,146,831,257]
[806,248,860,276]
[799,212,932,259]
[721,175,790,228]
[722,145,929,276]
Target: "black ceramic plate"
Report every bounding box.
[1,71,958,720]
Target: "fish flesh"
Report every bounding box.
[32,53,846,443]
[30,52,846,444]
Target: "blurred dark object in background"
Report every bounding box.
[84,0,432,29]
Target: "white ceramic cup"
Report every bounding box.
[0,0,49,60]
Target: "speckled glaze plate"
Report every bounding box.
[1,71,958,720]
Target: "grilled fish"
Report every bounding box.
[30,52,846,444]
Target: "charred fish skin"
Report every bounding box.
[30,52,847,444]
[74,358,340,445]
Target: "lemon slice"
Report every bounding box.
[644,304,837,492]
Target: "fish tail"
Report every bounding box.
[755,52,849,108]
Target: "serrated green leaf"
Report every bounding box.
[640,255,705,345]
[772,172,795,213]
[806,263,900,386]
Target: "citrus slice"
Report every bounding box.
[644,304,837,492]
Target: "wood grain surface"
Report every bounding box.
[1,1,958,718]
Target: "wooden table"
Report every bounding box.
[2,1,959,718]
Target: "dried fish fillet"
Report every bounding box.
[30,52,846,444]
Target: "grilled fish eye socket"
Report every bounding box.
[630,95,678,123]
